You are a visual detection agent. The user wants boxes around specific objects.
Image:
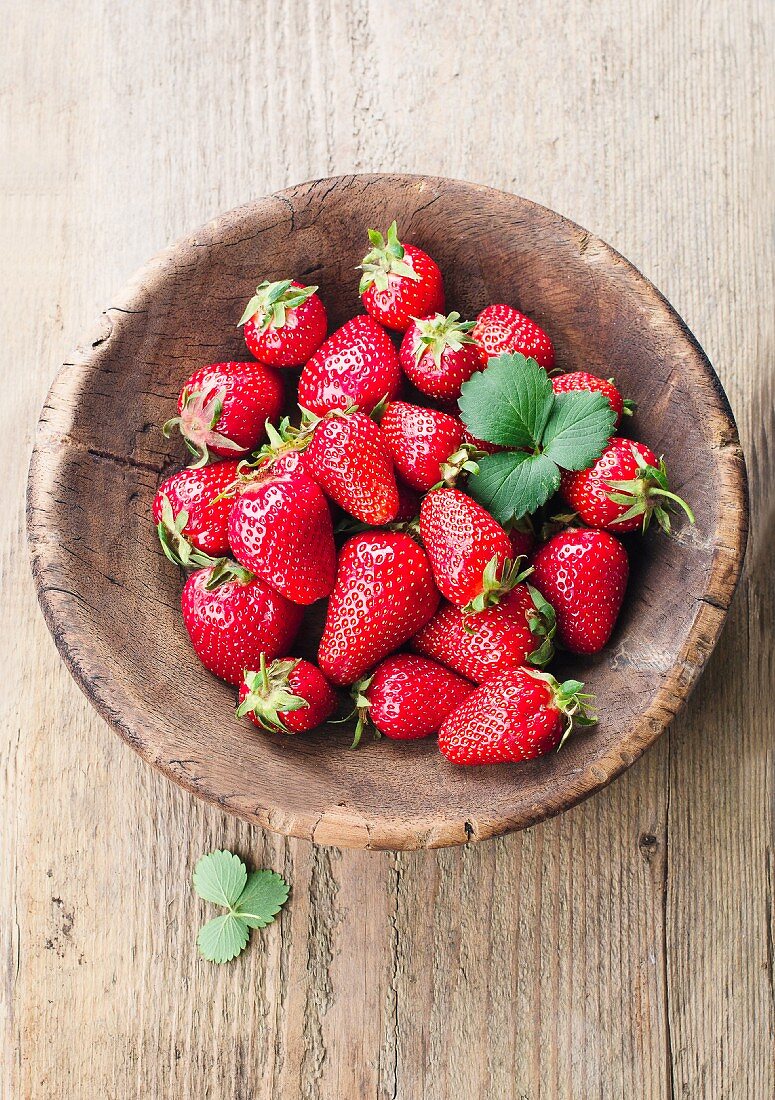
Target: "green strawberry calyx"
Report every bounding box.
[332,675,380,749]
[606,450,695,534]
[463,554,531,615]
[237,279,318,332]
[437,442,484,489]
[524,584,557,667]
[156,495,253,589]
[163,386,244,469]
[526,669,598,749]
[358,221,421,295]
[235,654,309,733]
[411,311,476,368]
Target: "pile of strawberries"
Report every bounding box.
[154,223,693,765]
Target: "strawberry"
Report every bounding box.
[163,361,284,466]
[551,371,634,429]
[358,222,444,331]
[559,437,694,534]
[318,532,440,686]
[153,460,241,558]
[237,654,337,733]
[238,279,327,367]
[297,315,402,416]
[530,528,629,654]
[181,562,303,686]
[350,654,473,745]
[399,312,483,400]
[439,667,595,766]
[380,402,479,492]
[394,482,422,523]
[419,488,518,612]
[461,428,503,456]
[505,517,535,562]
[411,582,555,682]
[304,410,399,525]
[472,304,555,370]
[228,471,336,605]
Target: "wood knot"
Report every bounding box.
[638,833,659,861]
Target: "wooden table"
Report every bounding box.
[3,2,772,1096]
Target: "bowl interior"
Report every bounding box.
[28,175,746,849]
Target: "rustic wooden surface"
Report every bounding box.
[2,1,772,1096]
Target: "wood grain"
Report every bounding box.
[3,0,773,1097]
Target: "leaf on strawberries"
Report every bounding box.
[542,391,617,470]
[458,353,553,448]
[467,451,561,523]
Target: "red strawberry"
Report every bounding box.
[350,654,473,744]
[472,304,555,370]
[419,488,518,612]
[358,222,444,331]
[318,532,440,686]
[163,361,284,466]
[530,528,629,654]
[560,437,694,534]
[551,371,633,428]
[380,402,479,492]
[399,312,483,399]
[297,315,402,416]
[228,471,336,605]
[237,655,337,733]
[304,411,399,524]
[505,517,535,562]
[394,482,422,523]
[411,582,555,683]
[439,667,595,766]
[238,279,327,367]
[153,460,241,558]
[461,428,504,456]
[181,563,303,686]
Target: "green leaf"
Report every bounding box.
[541,391,616,471]
[467,451,561,523]
[234,870,290,929]
[192,850,247,908]
[196,913,249,963]
[458,353,553,448]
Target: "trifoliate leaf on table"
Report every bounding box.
[192,850,248,908]
[233,870,291,929]
[197,913,249,964]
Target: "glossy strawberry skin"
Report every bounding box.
[361,244,444,332]
[152,460,241,556]
[506,523,535,562]
[305,412,399,524]
[439,667,565,765]
[399,316,484,400]
[228,472,337,605]
[461,428,503,456]
[363,654,473,740]
[175,361,284,457]
[551,371,625,427]
[473,304,555,370]
[419,488,513,608]
[560,438,662,532]
[380,402,464,492]
[318,532,440,686]
[531,528,628,654]
[238,659,337,733]
[181,568,303,686]
[297,315,402,416]
[243,282,327,367]
[411,586,540,684]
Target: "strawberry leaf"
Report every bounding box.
[457,353,553,448]
[541,391,617,470]
[192,850,247,907]
[467,451,561,523]
[197,913,249,964]
[233,870,290,929]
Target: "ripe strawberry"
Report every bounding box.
[473,304,555,370]
[297,315,402,416]
[560,437,694,534]
[153,460,241,558]
[318,532,439,686]
[461,428,503,456]
[394,482,422,523]
[530,528,629,654]
[358,222,444,331]
[380,402,478,492]
[399,312,483,400]
[350,654,473,744]
[228,471,336,605]
[505,517,535,562]
[163,361,284,466]
[551,371,634,429]
[238,279,327,367]
[419,488,518,612]
[411,582,555,682]
[181,563,303,686]
[439,667,595,766]
[237,654,337,733]
[304,410,399,524]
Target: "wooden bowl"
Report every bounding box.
[27,175,748,850]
